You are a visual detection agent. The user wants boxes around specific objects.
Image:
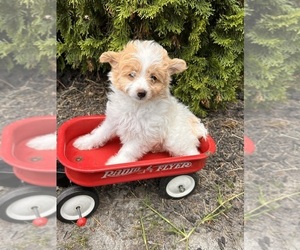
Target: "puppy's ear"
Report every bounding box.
[168,58,187,75]
[99,51,119,68]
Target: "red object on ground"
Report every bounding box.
[76,217,87,227]
[32,217,48,227]
[57,115,216,187]
[244,135,255,155]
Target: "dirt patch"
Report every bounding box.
[56,75,244,250]
[0,68,56,128]
[244,91,300,250]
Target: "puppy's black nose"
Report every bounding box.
[137,90,147,99]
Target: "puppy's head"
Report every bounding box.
[100,40,187,101]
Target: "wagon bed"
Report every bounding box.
[57,115,216,187]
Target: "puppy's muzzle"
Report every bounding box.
[137,90,147,99]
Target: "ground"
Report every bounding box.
[56,74,244,250]
[244,90,300,250]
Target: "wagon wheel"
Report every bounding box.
[56,161,70,188]
[57,186,99,225]
[0,186,56,225]
[159,173,199,199]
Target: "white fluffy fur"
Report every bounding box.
[73,40,207,165]
[26,132,56,150]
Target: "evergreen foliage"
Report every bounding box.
[57,0,244,116]
[245,0,300,106]
[0,0,56,73]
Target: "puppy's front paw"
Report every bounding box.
[27,133,56,150]
[73,134,99,150]
[105,155,134,165]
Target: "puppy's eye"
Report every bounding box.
[128,72,136,78]
[150,75,157,82]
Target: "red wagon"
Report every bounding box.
[57,115,216,225]
[0,116,56,225]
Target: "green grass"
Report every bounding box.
[140,214,149,250]
[139,191,243,250]
[60,226,91,250]
[245,190,300,221]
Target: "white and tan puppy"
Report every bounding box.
[73,40,207,165]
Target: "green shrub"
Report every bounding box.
[57,0,243,116]
[245,0,300,106]
[0,0,56,73]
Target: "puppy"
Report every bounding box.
[26,132,56,150]
[73,40,207,165]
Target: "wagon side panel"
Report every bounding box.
[65,159,207,187]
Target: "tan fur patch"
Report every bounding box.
[108,44,141,93]
[146,63,170,98]
[112,58,142,93]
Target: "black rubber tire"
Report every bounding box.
[159,173,199,199]
[0,186,56,223]
[56,161,70,187]
[57,186,99,223]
